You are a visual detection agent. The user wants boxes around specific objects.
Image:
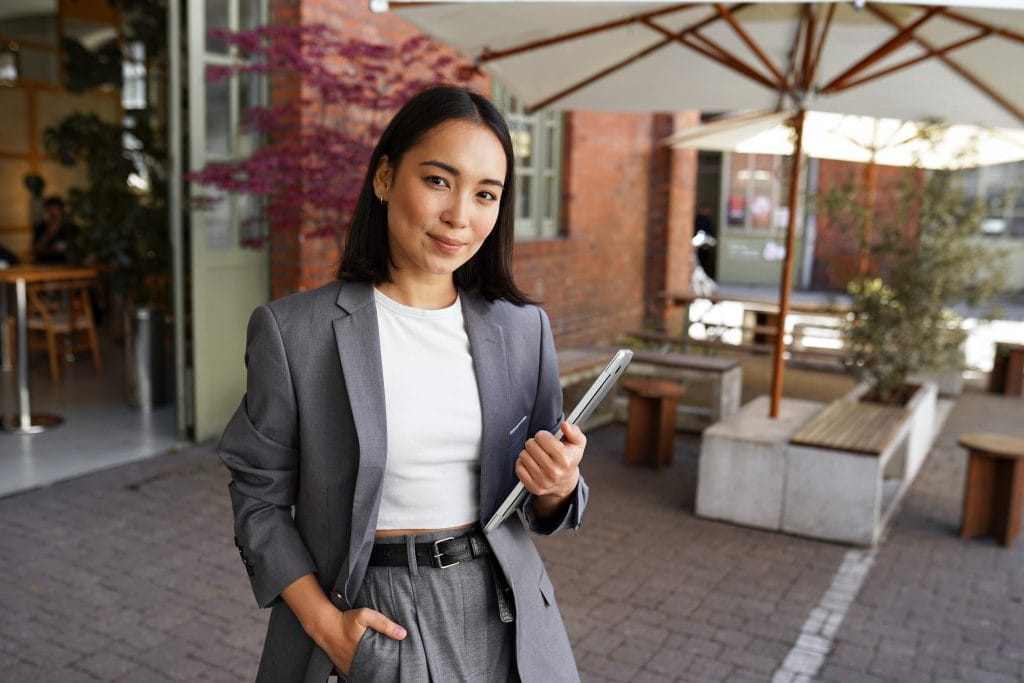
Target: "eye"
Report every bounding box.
[425,175,449,188]
[478,190,498,201]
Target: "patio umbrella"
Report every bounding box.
[378,0,1024,417]
[665,109,1024,273]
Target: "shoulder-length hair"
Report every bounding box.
[337,85,535,305]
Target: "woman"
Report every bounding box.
[219,85,588,682]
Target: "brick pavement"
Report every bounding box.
[1,387,1022,682]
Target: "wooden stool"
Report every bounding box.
[989,343,1024,396]
[957,432,1024,547]
[622,379,685,469]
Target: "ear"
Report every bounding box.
[373,156,393,201]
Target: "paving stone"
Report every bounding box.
[4,390,1024,680]
[646,646,694,676]
[77,651,139,680]
[817,663,888,683]
[47,668,101,682]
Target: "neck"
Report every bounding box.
[378,275,457,310]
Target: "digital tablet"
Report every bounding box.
[482,349,634,534]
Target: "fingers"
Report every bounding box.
[351,608,407,641]
[516,423,586,498]
[559,421,587,447]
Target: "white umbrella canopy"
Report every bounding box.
[382,1,1024,128]
[379,0,1024,416]
[664,110,1024,169]
[665,108,1024,279]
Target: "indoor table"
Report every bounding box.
[0,264,99,434]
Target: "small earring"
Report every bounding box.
[379,195,386,206]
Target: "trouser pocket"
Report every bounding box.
[347,627,400,682]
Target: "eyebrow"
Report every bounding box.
[420,160,504,189]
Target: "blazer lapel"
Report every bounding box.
[461,293,512,522]
[332,281,387,602]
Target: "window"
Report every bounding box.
[493,84,563,240]
[722,152,795,232]
[197,0,267,248]
[959,161,1024,239]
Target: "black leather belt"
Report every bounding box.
[369,530,491,569]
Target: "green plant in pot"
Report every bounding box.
[830,166,1007,404]
[43,112,168,312]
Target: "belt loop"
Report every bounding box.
[406,534,420,578]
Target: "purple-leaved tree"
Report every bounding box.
[187,24,477,244]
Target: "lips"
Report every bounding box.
[429,234,463,252]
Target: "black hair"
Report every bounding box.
[337,85,534,305]
[43,196,65,210]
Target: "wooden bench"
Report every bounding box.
[957,432,1024,547]
[608,347,741,428]
[556,348,610,388]
[556,348,618,431]
[791,399,911,456]
[625,329,850,368]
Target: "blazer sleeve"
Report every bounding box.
[218,304,317,608]
[522,306,590,535]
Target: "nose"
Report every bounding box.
[441,192,471,229]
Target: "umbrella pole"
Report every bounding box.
[858,160,878,275]
[769,109,806,419]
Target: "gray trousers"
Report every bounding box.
[341,530,518,682]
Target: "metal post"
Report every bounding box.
[0,280,9,372]
[168,0,187,436]
[2,277,62,433]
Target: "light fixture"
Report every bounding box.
[0,43,19,86]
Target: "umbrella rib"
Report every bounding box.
[830,30,992,94]
[527,38,672,111]
[796,5,816,93]
[821,5,943,94]
[642,19,779,91]
[807,3,837,92]
[868,4,1024,127]
[685,33,780,91]
[940,7,1024,46]
[713,3,788,89]
[476,2,699,64]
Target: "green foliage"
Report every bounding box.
[43,113,168,307]
[841,167,1006,401]
[43,0,169,308]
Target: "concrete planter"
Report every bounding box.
[696,381,939,546]
[696,396,824,531]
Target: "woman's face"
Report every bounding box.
[374,119,506,287]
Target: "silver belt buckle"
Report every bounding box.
[432,537,459,569]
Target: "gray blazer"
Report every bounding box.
[219,280,588,682]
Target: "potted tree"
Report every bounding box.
[838,165,1006,405]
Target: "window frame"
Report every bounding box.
[492,84,564,241]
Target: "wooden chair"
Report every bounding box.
[4,279,102,381]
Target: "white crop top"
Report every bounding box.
[373,288,482,530]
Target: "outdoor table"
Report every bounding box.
[0,264,99,434]
[957,432,1024,548]
[658,289,850,342]
[988,342,1024,396]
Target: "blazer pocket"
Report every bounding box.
[507,415,529,455]
[509,414,528,436]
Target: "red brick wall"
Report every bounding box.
[513,111,652,347]
[665,111,700,332]
[812,159,922,291]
